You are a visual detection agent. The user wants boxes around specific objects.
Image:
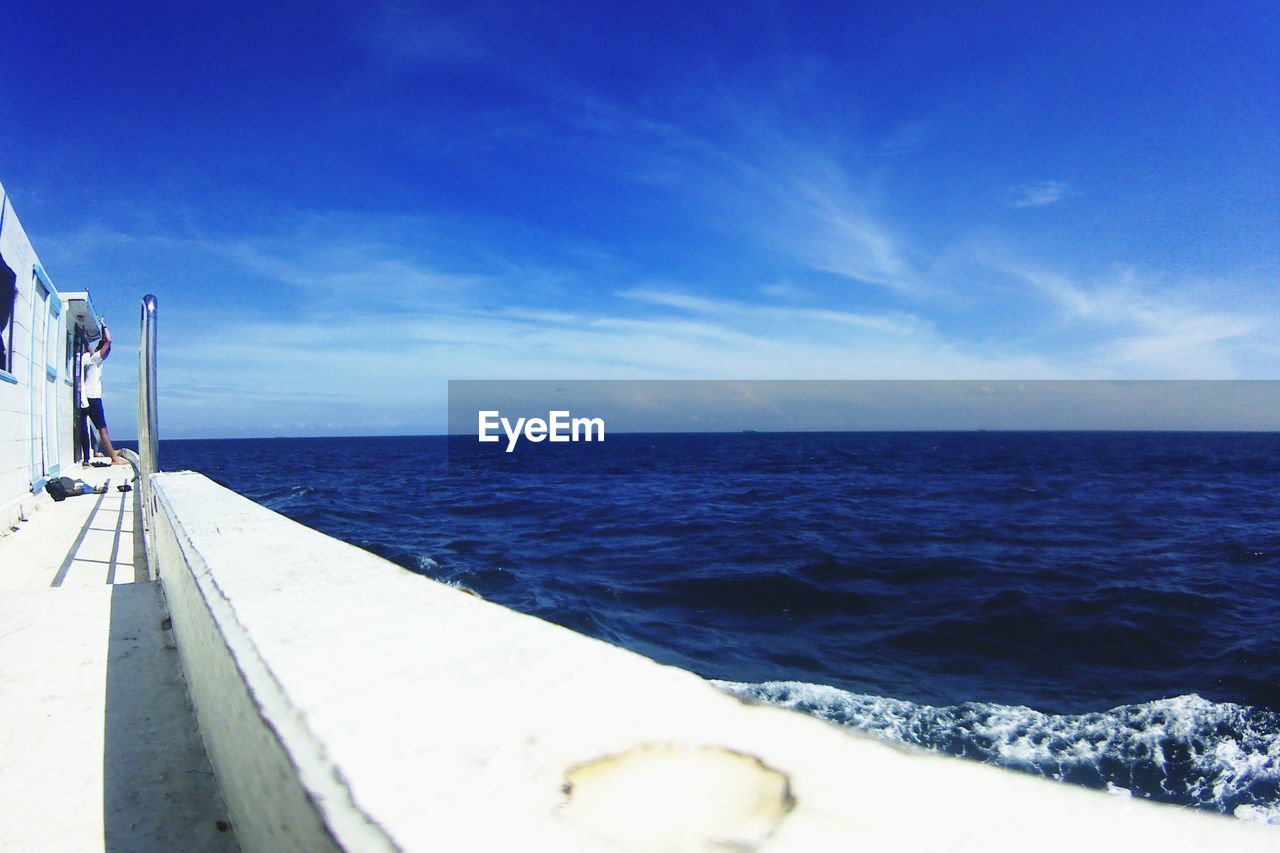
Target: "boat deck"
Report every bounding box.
[0,463,235,851]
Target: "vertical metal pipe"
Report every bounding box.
[135,295,159,579]
[138,294,159,476]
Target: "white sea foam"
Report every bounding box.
[714,680,1280,819]
[1234,803,1280,825]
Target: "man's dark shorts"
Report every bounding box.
[84,398,107,430]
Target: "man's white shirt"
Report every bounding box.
[80,351,104,406]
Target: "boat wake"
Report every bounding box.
[715,680,1280,824]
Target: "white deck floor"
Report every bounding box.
[0,463,236,852]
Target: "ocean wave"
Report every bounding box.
[715,679,1280,822]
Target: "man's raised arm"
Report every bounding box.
[97,318,112,359]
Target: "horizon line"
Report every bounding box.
[122,427,1280,442]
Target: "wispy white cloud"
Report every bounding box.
[1007,180,1070,208]
[881,119,936,155]
[717,149,925,296]
[357,4,488,67]
[122,235,1068,436]
[541,96,926,296]
[618,288,926,336]
[789,174,920,293]
[224,239,485,305]
[72,198,1275,438]
[45,96,1273,438]
[996,261,1264,376]
[758,281,800,298]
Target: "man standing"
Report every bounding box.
[81,318,127,466]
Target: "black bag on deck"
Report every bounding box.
[45,478,69,502]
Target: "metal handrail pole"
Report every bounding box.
[136,294,159,576]
[138,294,159,476]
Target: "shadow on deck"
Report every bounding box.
[0,466,236,850]
[104,582,237,852]
[50,485,145,586]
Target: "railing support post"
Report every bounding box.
[137,294,159,576]
[138,294,159,476]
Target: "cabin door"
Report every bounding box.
[44,296,62,475]
[29,279,49,481]
[72,325,86,465]
[28,277,61,482]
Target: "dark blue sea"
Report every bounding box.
[157,432,1280,824]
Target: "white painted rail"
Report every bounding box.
[149,470,1275,852]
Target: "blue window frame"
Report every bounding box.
[0,191,13,383]
[0,251,17,384]
[38,267,61,380]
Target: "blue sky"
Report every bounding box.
[2,1,1277,437]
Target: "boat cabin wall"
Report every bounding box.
[0,182,84,524]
